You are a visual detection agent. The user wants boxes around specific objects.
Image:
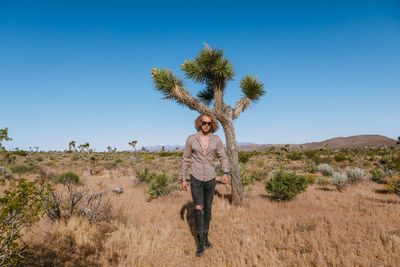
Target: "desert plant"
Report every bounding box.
[330,172,348,191]
[45,184,112,222]
[370,167,387,183]
[10,163,37,174]
[318,163,334,176]
[238,151,252,164]
[53,171,80,184]
[146,173,179,201]
[334,152,348,162]
[151,44,266,205]
[0,178,51,265]
[240,167,256,187]
[265,169,308,201]
[316,176,329,185]
[304,173,317,184]
[346,167,365,183]
[385,175,400,196]
[136,168,154,183]
[287,151,303,161]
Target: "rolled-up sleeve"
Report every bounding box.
[216,137,229,173]
[181,137,192,181]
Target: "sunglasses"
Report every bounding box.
[201,121,212,126]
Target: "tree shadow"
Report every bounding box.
[375,189,391,194]
[180,201,196,240]
[317,187,334,191]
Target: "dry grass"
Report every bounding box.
[4,151,398,266]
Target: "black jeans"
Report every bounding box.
[190,175,216,234]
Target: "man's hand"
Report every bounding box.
[222,174,228,184]
[182,181,188,191]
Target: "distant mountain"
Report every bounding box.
[238,135,397,151]
[144,135,397,152]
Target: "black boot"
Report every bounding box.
[203,233,213,249]
[196,233,205,257]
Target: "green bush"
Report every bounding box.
[0,178,51,265]
[385,175,400,196]
[334,152,348,162]
[53,171,80,184]
[238,151,252,164]
[265,169,308,201]
[287,151,303,161]
[10,150,28,156]
[10,163,37,174]
[136,167,154,183]
[370,167,386,183]
[146,173,179,201]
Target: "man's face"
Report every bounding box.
[200,116,212,133]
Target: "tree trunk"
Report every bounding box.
[220,118,243,205]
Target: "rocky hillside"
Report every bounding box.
[239,135,397,151]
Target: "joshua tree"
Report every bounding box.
[151,44,265,205]
[68,140,76,152]
[0,128,12,152]
[397,136,400,145]
[128,140,138,164]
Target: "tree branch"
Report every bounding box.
[166,85,215,115]
[232,97,251,120]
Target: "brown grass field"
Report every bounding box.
[2,150,400,266]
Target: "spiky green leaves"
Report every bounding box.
[151,68,183,97]
[240,75,265,101]
[181,47,234,85]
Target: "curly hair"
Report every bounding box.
[195,113,219,133]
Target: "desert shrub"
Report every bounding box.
[146,173,179,201]
[318,164,334,176]
[256,159,265,168]
[45,183,112,222]
[53,171,80,184]
[114,158,122,163]
[136,168,154,183]
[385,176,400,196]
[287,151,303,161]
[144,154,153,163]
[316,176,329,185]
[241,167,256,187]
[238,151,252,164]
[346,167,365,183]
[10,163,37,174]
[9,150,28,157]
[265,169,308,201]
[158,151,182,157]
[0,178,51,265]
[304,173,317,184]
[330,172,348,191]
[307,164,318,173]
[334,152,348,162]
[370,167,387,183]
[304,150,317,159]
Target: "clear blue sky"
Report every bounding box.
[1,0,399,151]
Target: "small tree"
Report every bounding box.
[129,140,138,164]
[151,44,265,205]
[0,128,13,165]
[68,140,76,152]
[0,178,51,265]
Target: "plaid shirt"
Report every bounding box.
[181,132,229,182]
